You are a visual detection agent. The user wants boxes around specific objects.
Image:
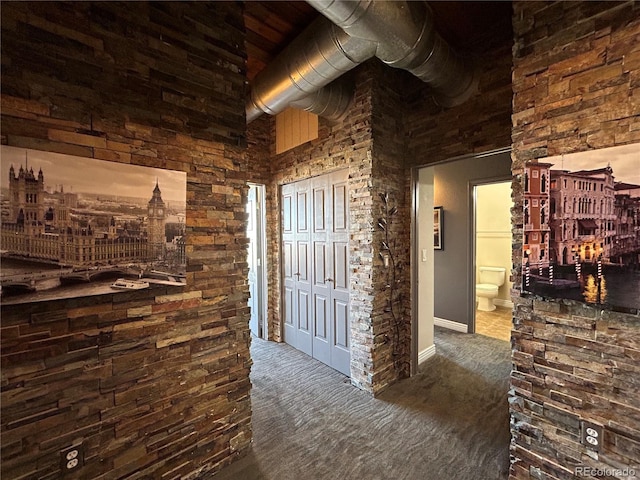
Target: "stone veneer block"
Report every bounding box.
[510,1,640,478]
[1,2,252,479]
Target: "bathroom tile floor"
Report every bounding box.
[475,306,512,342]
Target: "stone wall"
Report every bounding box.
[405,35,514,166]
[250,26,515,392]
[510,2,640,478]
[252,66,379,392]
[370,63,413,387]
[246,114,271,186]
[249,61,423,393]
[1,3,252,478]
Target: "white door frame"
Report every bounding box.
[248,183,267,339]
[411,166,436,374]
[469,176,513,334]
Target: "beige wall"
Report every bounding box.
[476,182,513,304]
[417,167,435,360]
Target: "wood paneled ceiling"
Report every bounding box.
[244,1,318,81]
[243,1,513,81]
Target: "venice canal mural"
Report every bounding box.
[1,146,187,304]
[522,143,640,312]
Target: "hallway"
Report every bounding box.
[211,328,511,480]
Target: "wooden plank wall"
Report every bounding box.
[275,108,319,155]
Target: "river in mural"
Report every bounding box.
[522,143,640,312]
[1,146,187,304]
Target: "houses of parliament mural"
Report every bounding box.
[1,147,186,302]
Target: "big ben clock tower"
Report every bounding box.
[147,179,166,260]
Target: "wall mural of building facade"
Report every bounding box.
[522,143,640,311]
[1,146,187,304]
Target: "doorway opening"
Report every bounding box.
[472,181,513,342]
[248,183,267,339]
[412,149,512,369]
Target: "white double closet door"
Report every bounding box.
[282,169,350,376]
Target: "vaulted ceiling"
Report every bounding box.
[243,1,513,81]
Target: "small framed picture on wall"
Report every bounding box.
[434,206,443,250]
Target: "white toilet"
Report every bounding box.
[476,266,506,312]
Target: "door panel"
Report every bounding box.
[283,194,293,233]
[294,181,312,354]
[312,291,330,365]
[297,242,309,282]
[296,238,311,355]
[314,242,326,285]
[332,298,350,375]
[315,295,328,339]
[284,242,293,278]
[328,171,351,376]
[298,290,310,332]
[297,290,312,354]
[314,188,326,231]
[333,183,348,232]
[311,176,331,364]
[297,191,309,232]
[334,299,349,348]
[281,171,350,376]
[333,242,349,290]
[284,286,294,329]
[282,184,297,346]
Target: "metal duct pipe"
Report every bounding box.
[289,80,355,121]
[246,16,376,123]
[308,0,477,107]
[245,0,477,122]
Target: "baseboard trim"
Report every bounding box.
[494,299,514,309]
[434,317,468,333]
[418,344,436,365]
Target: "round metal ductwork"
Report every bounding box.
[308,0,477,107]
[246,0,477,122]
[289,79,355,122]
[246,16,375,123]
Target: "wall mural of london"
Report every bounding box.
[522,143,640,312]
[1,146,187,304]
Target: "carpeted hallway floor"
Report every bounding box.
[210,327,511,480]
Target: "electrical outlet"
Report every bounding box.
[60,444,83,473]
[580,421,603,452]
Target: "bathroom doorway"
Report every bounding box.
[412,149,511,370]
[472,180,513,341]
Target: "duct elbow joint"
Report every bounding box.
[290,80,355,123]
[246,100,264,124]
[431,60,478,108]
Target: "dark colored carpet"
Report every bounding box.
[210,327,511,480]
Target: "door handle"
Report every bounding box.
[294,272,301,278]
[325,278,333,283]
